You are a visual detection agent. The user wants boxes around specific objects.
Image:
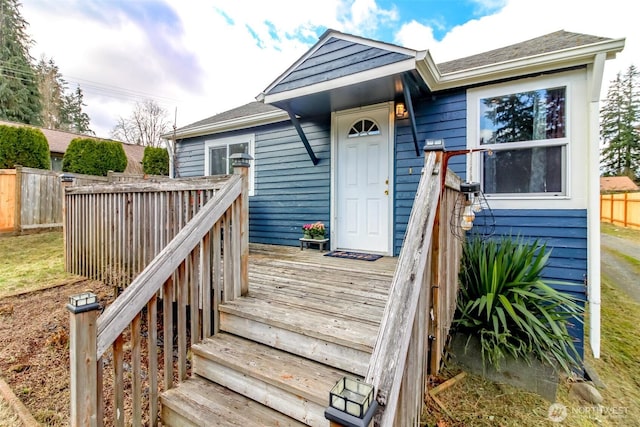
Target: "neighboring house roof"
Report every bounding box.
[170,29,624,140]
[0,120,145,174]
[600,176,639,193]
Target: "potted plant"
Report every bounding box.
[452,235,583,376]
[302,221,326,239]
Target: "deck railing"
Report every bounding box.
[366,150,462,426]
[64,175,235,290]
[67,164,250,426]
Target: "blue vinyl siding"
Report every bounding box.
[490,208,588,358]
[175,118,332,247]
[393,89,467,255]
[175,136,206,177]
[250,118,331,246]
[269,38,411,95]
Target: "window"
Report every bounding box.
[348,119,380,137]
[205,134,255,195]
[478,86,567,196]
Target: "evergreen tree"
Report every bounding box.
[600,65,640,179]
[35,56,65,128]
[0,0,41,124]
[35,57,93,134]
[62,85,93,135]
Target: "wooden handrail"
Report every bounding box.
[68,169,248,426]
[97,174,241,357]
[365,151,443,425]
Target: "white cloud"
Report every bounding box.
[19,0,637,139]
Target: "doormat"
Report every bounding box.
[324,251,383,261]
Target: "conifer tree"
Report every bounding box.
[0,0,41,124]
[601,65,640,179]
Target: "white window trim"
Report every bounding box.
[467,70,588,210]
[204,134,255,196]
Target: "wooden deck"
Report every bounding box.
[161,243,397,426]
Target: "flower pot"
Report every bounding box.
[313,235,325,240]
[303,232,312,239]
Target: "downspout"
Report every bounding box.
[588,52,606,359]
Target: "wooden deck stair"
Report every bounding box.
[160,245,396,426]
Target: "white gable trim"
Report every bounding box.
[260,58,416,105]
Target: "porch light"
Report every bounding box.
[451,182,495,241]
[325,377,378,427]
[229,152,253,168]
[395,102,407,119]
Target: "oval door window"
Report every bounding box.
[348,118,380,138]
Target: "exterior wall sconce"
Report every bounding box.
[325,376,378,427]
[424,139,495,241]
[395,102,407,119]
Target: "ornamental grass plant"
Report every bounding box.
[453,235,583,374]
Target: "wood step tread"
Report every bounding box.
[193,333,354,406]
[160,375,305,427]
[219,296,379,351]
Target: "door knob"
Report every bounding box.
[384,190,389,195]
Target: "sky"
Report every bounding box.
[19,0,637,140]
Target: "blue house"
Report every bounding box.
[170,29,625,359]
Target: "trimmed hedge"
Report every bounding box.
[63,138,127,176]
[142,146,169,176]
[0,125,50,169]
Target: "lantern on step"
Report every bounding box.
[450,182,495,241]
[325,376,378,427]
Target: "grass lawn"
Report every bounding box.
[0,231,72,298]
[601,221,640,243]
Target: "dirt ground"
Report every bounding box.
[0,278,113,426]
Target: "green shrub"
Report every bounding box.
[453,235,583,374]
[0,125,50,169]
[62,138,127,176]
[142,146,169,175]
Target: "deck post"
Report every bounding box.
[231,153,253,296]
[61,174,74,272]
[67,292,100,427]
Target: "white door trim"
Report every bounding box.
[330,101,395,255]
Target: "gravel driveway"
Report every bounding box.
[601,233,640,303]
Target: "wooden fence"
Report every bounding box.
[601,192,640,230]
[0,167,168,234]
[366,151,462,425]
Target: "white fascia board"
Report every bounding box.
[262,58,416,105]
[417,38,626,91]
[169,110,290,140]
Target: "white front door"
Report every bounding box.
[334,105,392,254]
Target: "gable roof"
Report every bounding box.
[168,102,286,140]
[600,176,639,193]
[438,30,612,74]
[171,29,624,139]
[0,120,145,173]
